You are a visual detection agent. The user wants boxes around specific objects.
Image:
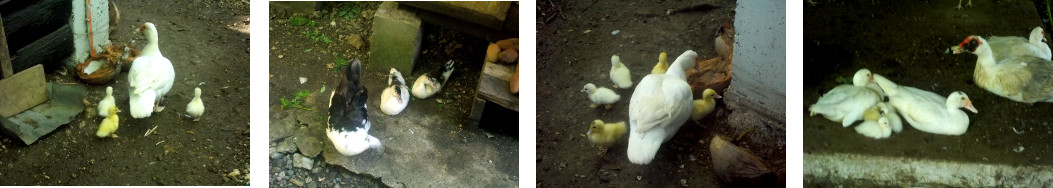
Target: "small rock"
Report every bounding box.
[612,30,620,35]
[347,34,364,49]
[294,154,314,170]
[290,178,304,186]
[228,169,241,178]
[278,55,284,59]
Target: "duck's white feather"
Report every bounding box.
[626,50,696,165]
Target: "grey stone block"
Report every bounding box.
[369,1,422,74]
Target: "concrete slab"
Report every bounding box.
[805,153,1053,186]
[369,1,422,75]
[726,0,785,121]
[0,82,85,145]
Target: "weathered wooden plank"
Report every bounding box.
[11,24,73,73]
[400,1,510,30]
[0,14,11,79]
[0,64,46,117]
[2,0,71,51]
[477,61,517,111]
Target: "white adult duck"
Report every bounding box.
[626,50,696,165]
[980,27,1052,61]
[871,74,977,135]
[957,35,1053,103]
[808,69,883,127]
[381,68,410,115]
[128,22,175,118]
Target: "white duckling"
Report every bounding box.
[626,50,697,165]
[186,87,204,121]
[808,69,883,127]
[582,83,620,109]
[854,116,891,139]
[97,86,116,117]
[876,102,902,133]
[872,74,977,135]
[381,68,410,115]
[411,60,455,99]
[128,22,176,118]
[651,52,669,75]
[610,55,633,88]
[957,35,1053,103]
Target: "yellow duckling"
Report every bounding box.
[97,106,119,138]
[861,104,881,121]
[587,119,627,146]
[651,52,669,74]
[691,88,722,123]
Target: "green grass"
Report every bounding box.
[289,17,308,26]
[304,31,333,43]
[280,90,313,111]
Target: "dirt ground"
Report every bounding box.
[537,0,791,187]
[0,0,250,186]
[268,2,518,187]
[804,0,1053,185]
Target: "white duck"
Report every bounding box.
[978,28,1052,61]
[581,83,620,109]
[97,86,116,117]
[626,50,697,165]
[871,74,977,135]
[381,68,410,115]
[411,60,455,99]
[127,22,175,118]
[957,35,1053,103]
[808,69,883,127]
[186,87,204,121]
[1029,27,1052,60]
[610,55,633,88]
[854,116,891,139]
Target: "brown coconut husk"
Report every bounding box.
[685,54,732,98]
[709,136,775,187]
[509,64,519,94]
[76,56,121,85]
[107,44,140,71]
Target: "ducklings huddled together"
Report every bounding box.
[578,50,725,165]
[810,69,977,138]
[89,22,209,139]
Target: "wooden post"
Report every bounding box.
[0,15,12,79]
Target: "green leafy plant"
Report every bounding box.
[280,90,313,111]
[303,48,313,53]
[333,53,349,71]
[337,3,359,21]
[289,17,308,26]
[304,31,333,43]
[307,20,317,27]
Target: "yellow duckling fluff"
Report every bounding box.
[691,88,722,123]
[651,52,669,75]
[97,106,120,138]
[587,119,627,145]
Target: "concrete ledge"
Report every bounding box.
[369,2,422,74]
[805,153,1053,186]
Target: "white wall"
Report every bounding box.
[727,0,786,120]
[70,0,110,67]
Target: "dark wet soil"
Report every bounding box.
[536,0,791,187]
[804,0,1053,182]
[269,2,518,187]
[0,0,250,185]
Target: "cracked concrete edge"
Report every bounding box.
[805,152,1053,186]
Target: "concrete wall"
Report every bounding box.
[70,0,110,65]
[726,0,785,121]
